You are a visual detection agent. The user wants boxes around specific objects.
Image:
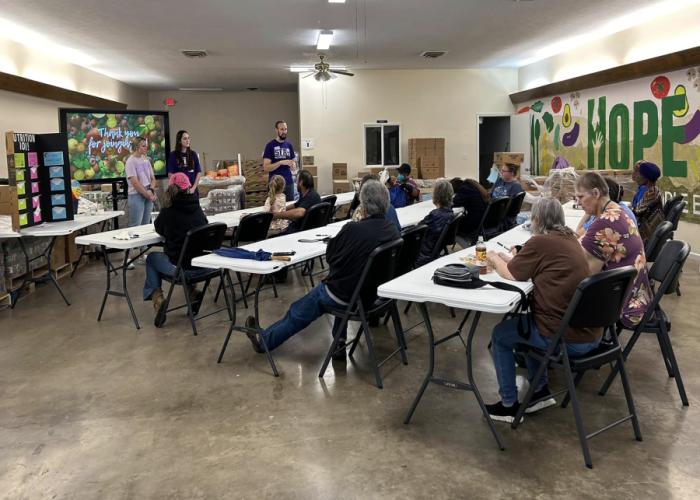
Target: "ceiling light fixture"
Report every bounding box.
[178,87,224,91]
[290,65,346,73]
[317,30,334,50]
[328,0,346,3]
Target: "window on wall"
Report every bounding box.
[364,123,401,167]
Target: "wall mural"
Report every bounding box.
[520,66,700,223]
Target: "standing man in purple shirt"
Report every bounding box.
[263,121,297,201]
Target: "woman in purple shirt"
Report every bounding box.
[166,130,201,195]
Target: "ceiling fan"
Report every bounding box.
[302,55,354,81]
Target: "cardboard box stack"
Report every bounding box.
[332,163,350,194]
[299,156,319,189]
[0,186,20,231]
[493,152,525,178]
[242,159,268,208]
[409,138,445,179]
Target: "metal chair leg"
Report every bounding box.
[562,354,594,469]
[616,351,643,441]
[658,322,689,406]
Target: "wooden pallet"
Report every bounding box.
[52,262,72,281]
[31,265,49,278]
[4,271,27,292]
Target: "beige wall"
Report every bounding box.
[147,91,300,171]
[0,36,148,177]
[299,69,518,193]
[518,5,700,91]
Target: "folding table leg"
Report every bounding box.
[97,245,111,322]
[121,250,141,329]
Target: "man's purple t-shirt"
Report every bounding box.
[263,139,295,186]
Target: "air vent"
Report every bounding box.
[421,51,447,59]
[181,50,208,58]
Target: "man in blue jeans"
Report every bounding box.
[245,179,400,360]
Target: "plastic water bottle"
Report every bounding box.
[476,236,487,264]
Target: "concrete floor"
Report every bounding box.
[1,255,699,499]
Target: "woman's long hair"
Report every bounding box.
[464,178,489,203]
[268,175,286,204]
[175,130,193,169]
[530,197,575,237]
[162,183,187,209]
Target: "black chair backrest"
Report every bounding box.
[665,200,686,231]
[663,194,683,218]
[233,212,273,246]
[505,191,526,219]
[479,197,510,236]
[395,224,428,277]
[644,221,673,263]
[648,240,690,295]
[564,266,637,330]
[299,202,332,231]
[176,222,228,270]
[429,211,464,260]
[321,195,338,223]
[347,238,404,309]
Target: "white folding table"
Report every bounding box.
[8,211,123,308]
[377,215,581,449]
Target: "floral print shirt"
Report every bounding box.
[580,201,652,328]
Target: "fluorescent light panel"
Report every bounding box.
[328,0,346,3]
[317,30,334,50]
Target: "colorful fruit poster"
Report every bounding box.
[63,111,169,182]
[519,65,700,223]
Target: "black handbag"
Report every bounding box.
[432,263,533,339]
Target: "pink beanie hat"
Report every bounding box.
[169,172,191,190]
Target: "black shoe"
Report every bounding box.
[244,316,264,354]
[332,341,347,362]
[524,385,557,414]
[485,401,523,423]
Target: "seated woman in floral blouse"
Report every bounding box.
[574,171,652,328]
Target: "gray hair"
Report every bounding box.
[360,179,389,217]
[432,179,454,208]
[530,197,575,237]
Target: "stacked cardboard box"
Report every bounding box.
[301,165,319,190]
[301,156,315,166]
[332,163,350,194]
[0,186,20,231]
[242,159,268,208]
[409,138,445,179]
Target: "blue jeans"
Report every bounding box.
[261,283,346,351]
[491,316,600,405]
[128,194,154,227]
[143,252,211,300]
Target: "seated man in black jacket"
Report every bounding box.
[143,172,209,326]
[244,179,400,359]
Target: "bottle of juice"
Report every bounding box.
[475,235,487,264]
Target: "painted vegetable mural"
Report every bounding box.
[520,66,700,223]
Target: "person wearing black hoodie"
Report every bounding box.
[143,172,208,325]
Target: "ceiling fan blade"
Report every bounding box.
[302,72,315,78]
[329,69,354,76]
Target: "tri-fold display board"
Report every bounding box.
[4,131,73,230]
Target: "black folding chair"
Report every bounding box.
[663,194,683,219]
[664,200,686,295]
[384,224,428,326]
[458,197,510,247]
[214,212,274,307]
[599,240,690,406]
[321,195,338,223]
[503,191,526,230]
[318,238,406,388]
[298,202,333,286]
[436,211,464,257]
[512,266,642,469]
[156,222,233,336]
[644,221,673,263]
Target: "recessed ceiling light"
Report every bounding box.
[317,30,334,50]
[178,87,223,91]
